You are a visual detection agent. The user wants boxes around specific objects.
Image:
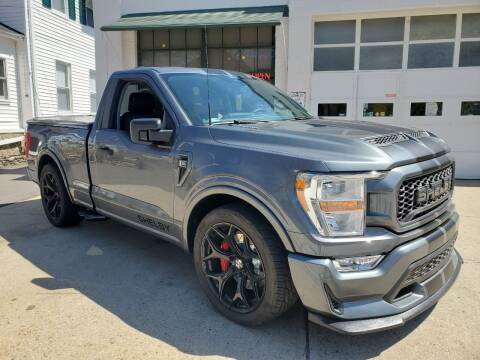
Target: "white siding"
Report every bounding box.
[31,0,95,116]
[0,37,21,132]
[0,0,26,34]
[15,38,33,127]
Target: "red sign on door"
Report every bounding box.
[250,72,272,80]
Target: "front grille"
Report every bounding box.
[404,245,453,284]
[397,165,453,222]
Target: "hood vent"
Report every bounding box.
[363,130,430,147]
[404,130,430,139]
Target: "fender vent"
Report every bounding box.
[324,285,343,315]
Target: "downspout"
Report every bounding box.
[25,0,39,118]
[13,39,24,129]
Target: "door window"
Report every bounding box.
[115,81,168,136]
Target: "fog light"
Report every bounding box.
[333,255,384,272]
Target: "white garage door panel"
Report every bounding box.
[424,121,479,150]
[354,68,480,179]
[310,72,356,99]
[401,68,480,98]
[451,151,480,179]
[357,72,399,97]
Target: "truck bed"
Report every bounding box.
[26,115,94,209]
[28,115,94,129]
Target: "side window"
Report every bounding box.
[115,81,170,135]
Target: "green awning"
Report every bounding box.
[101,6,288,31]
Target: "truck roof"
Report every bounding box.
[113,67,245,77]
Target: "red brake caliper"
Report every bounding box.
[220,241,230,272]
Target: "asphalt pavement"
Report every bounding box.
[0,165,39,207]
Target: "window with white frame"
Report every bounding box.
[461,101,480,116]
[410,102,443,116]
[313,12,480,71]
[43,0,76,20]
[0,59,7,100]
[313,20,355,71]
[360,17,404,70]
[51,0,66,14]
[56,61,72,112]
[89,70,97,113]
[363,103,394,117]
[318,103,347,117]
[80,0,94,27]
[460,13,480,67]
[408,15,456,68]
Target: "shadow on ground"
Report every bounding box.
[0,165,29,180]
[0,199,429,359]
[455,179,480,187]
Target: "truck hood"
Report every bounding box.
[209,118,450,172]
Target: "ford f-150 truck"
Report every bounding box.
[26,67,461,334]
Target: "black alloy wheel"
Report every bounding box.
[201,222,266,313]
[39,164,81,227]
[42,171,62,219]
[194,204,298,326]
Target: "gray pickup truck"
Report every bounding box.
[26,67,461,334]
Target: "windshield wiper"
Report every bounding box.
[211,119,271,126]
[292,116,314,120]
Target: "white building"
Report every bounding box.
[0,22,25,133]
[94,0,480,178]
[0,0,96,133]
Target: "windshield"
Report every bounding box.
[161,72,313,125]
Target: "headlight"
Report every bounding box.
[295,172,381,237]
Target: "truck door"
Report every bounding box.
[88,76,180,243]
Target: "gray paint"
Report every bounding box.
[26,67,461,333]
[289,213,459,318]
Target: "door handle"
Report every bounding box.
[98,145,114,155]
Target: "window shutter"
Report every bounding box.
[79,0,86,25]
[42,0,51,8]
[68,0,76,20]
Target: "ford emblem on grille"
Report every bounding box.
[414,174,452,206]
[398,165,453,223]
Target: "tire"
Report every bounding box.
[39,163,81,227]
[193,203,298,326]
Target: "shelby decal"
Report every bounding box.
[137,215,170,233]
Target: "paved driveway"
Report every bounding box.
[0,174,478,359]
[0,165,39,207]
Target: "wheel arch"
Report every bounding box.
[184,186,295,253]
[37,150,74,202]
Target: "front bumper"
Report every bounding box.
[288,212,462,335]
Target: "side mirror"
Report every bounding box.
[130,118,173,145]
